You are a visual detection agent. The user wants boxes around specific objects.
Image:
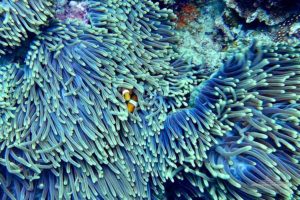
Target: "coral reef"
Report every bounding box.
[174,0,278,72]
[0,0,300,199]
[175,0,226,71]
[175,3,199,29]
[55,1,89,23]
[224,0,300,25]
[274,14,300,43]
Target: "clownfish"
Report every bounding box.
[127,94,138,113]
[121,88,138,113]
[122,89,132,101]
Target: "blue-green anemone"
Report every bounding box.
[0,0,299,200]
[0,0,53,55]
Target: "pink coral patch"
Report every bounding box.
[56,1,89,24]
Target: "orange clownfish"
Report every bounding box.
[122,89,132,101]
[127,94,138,113]
[121,88,138,113]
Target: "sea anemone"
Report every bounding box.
[162,42,300,199]
[0,0,300,199]
[0,0,53,55]
[0,0,196,198]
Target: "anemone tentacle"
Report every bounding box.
[162,42,300,199]
[0,0,54,55]
[0,0,300,199]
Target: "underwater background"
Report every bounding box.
[0,0,300,199]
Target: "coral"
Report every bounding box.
[175,3,199,28]
[177,28,225,71]
[275,14,300,42]
[55,1,89,23]
[175,0,227,71]
[224,0,300,26]
[0,0,300,199]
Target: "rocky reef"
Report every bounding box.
[224,0,300,25]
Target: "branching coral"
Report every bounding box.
[0,0,300,199]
